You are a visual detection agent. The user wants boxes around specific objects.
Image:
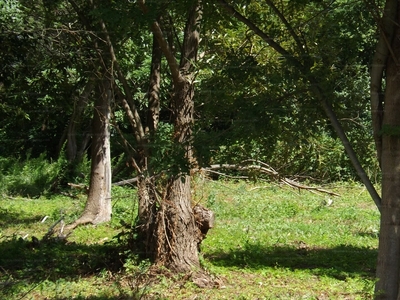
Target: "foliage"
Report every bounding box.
[0,181,378,299]
[0,154,90,197]
[194,0,379,182]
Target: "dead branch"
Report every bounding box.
[201,160,340,197]
[113,177,138,186]
[280,178,340,197]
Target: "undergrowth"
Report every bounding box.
[0,154,90,197]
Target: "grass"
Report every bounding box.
[0,180,379,299]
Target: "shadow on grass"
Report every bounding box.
[204,243,377,280]
[0,208,41,228]
[0,237,125,297]
[0,238,123,279]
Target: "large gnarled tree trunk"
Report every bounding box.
[135,0,208,273]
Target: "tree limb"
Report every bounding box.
[152,21,183,85]
[264,0,306,56]
[217,0,305,71]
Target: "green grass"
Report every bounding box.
[0,180,379,299]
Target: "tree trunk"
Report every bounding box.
[135,0,207,274]
[146,29,162,134]
[375,4,400,298]
[66,77,112,230]
[153,174,201,271]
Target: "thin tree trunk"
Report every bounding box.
[136,29,162,254]
[66,78,95,162]
[146,28,162,134]
[375,4,400,298]
[370,0,398,166]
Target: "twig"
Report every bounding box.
[42,217,64,240]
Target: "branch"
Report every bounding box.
[280,178,340,197]
[99,20,147,145]
[264,0,306,56]
[180,0,202,73]
[151,21,183,84]
[217,0,381,212]
[113,177,138,186]
[217,0,305,71]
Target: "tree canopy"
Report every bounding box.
[0,0,379,182]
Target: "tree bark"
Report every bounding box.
[374,3,400,298]
[136,29,162,255]
[66,77,112,229]
[370,0,398,166]
[153,174,201,271]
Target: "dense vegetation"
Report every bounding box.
[0,0,380,184]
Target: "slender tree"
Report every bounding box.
[68,76,112,228]
[370,0,400,297]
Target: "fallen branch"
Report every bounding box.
[280,178,340,197]
[201,160,340,197]
[112,177,138,186]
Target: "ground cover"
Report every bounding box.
[0,180,379,299]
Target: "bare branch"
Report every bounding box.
[217,0,305,72]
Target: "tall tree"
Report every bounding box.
[68,76,112,227]
[370,0,400,297]
[64,0,118,228]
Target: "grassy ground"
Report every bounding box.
[0,180,379,299]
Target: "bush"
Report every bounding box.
[0,153,90,197]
